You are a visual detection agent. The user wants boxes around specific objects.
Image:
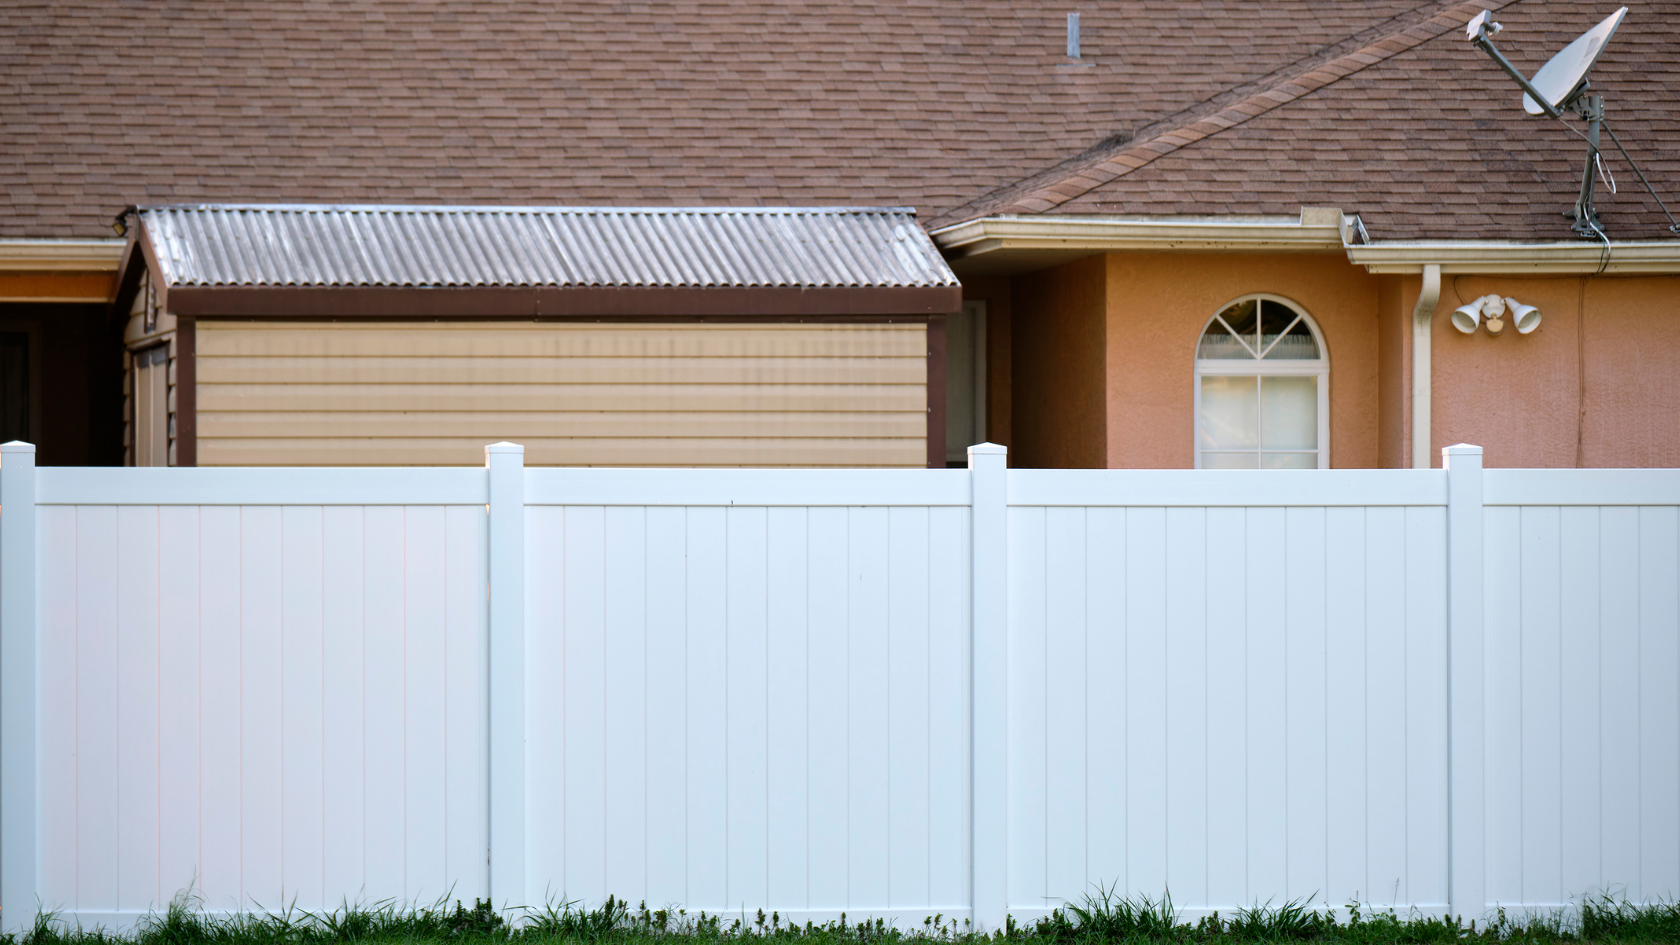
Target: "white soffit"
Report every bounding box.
[0,239,126,271]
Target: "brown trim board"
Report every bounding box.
[925,313,946,469]
[175,317,196,467]
[167,284,963,318]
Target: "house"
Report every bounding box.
[4,0,1679,468]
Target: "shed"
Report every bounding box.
[114,204,963,467]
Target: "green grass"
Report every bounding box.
[8,890,1680,945]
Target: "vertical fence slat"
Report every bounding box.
[1599,507,1641,899]
[1006,505,1046,911]
[405,506,451,900]
[1559,506,1602,902]
[685,507,728,908]
[362,505,406,902]
[487,443,525,909]
[603,506,649,903]
[1203,506,1245,907]
[1044,507,1086,904]
[1324,507,1368,909]
[766,507,810,910]
[1,443,39,930]
[805,506,849,908]
[643,506,688,907]
[928,505,970,909]
[322,507,367,901]
[563,506,608,904]
[887,507,932,909]
[116,506,161,913]
[281,507,325,909]
[1284,507,1328,905]
[725,507,770,910]
[970,444,1008,930]
[157,506,202,905]
[1444,444,1485,919]
[1639,506,1680,899]
[1084,506,1127,898]
[445,504,490,901]
[847,507,891,909]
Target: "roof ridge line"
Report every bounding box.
[927,0,1517,229]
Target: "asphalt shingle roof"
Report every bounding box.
[5,1,1676,242]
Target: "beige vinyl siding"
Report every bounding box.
[195,321,928,467]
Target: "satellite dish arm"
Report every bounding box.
[1468,19,1564,118]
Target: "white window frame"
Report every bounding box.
[1193,293,1330,469]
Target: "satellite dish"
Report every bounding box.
[1465,7,1632,237]
[1521,7,1626,115]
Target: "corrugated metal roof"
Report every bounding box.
[138,204,959,289]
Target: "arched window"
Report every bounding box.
[1195,295,1328,469]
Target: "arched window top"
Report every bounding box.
[1197,295,1323,362]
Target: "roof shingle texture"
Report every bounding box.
[944,0,1680,241]
[5,0,1440,238]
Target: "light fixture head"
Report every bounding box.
[1505,297,1542,333]
[1452,301,1481,333]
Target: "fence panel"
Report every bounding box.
[1482,473,1680,911]
[29,471,489,924]
[520,469,972,921]
[1005,471,1451,919]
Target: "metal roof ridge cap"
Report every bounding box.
[137,203,921,216]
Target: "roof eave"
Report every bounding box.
[1349,241,1680,274]
[931,211,1348,275]
[0,239,127,271]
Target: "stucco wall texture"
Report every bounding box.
[1425,274,1680,468]
[1101,252,1381,469]
[1019,254,1680,470]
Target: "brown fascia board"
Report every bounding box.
[106,233,145,325]
[163,284,963,318]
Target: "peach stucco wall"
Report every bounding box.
[1421,274,1680,468]
[1101,252,1382,468]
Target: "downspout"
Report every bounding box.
[1411,263,1442,469]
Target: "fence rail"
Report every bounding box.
[1,441,1676,932]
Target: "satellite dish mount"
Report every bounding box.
[1466,8,1626,238]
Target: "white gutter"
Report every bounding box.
[1349,240,1680,274]
[931,209,1347,257]
[0,239,126,271]
[1411,264,1442,470]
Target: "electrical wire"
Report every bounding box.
[1586,215,1612,274]
[1603,121,1680,234]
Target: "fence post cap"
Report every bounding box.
[0,441,36,453]
[967,442,1007,457]
[1441,443,1483,456]
[484,442,525,455]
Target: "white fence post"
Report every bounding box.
[486,442,526,911]
[0,442,37,932]
[969,443,1008,931]
[1443,444,1485,923]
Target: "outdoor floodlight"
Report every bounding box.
[1452,293,1541,336]
[1506,297,1543,333]
[1451,302,1480,333]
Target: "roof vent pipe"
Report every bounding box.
[1067,12,1080,59]
[1411,263,1442,469]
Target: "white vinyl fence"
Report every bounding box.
[1,442,1677,932]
